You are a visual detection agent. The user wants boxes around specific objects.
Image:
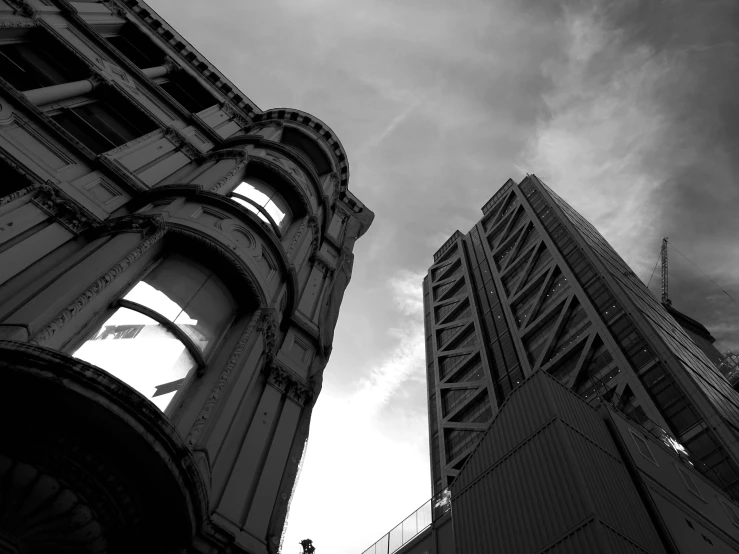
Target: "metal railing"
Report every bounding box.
[360,489,451,554]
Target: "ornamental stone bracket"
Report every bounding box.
[100,0,128,17]
[32,183,102,234]
[165,126,206,163]
[260,310,277,363]
[92,213,165,238]
[185,308,263,448]
[221,102,251,130]
[310,253,335,278]
[265,359,313,407]
[244,120,284,134]
[4,0,36,18]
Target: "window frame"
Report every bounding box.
[676,463,705,501]
[0,27,89,93]
[228,179,294,238]
[719,497,739,528]
[67,254,238,415]
[45,91,159,156]
[628,428,659,466]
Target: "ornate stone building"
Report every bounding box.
[0,0,373,552]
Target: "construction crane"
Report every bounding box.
[661,237,671,307]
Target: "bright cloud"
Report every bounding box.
[281,271,429,553]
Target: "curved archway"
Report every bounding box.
[250,108,350,199]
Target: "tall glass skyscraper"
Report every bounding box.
[424,175,739,500]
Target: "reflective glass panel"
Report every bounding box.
[127,256,234,354]
[233,181,271,206]
[232,195,270,224]
[73,307,197,411]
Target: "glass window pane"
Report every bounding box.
[232,195,270,224]
[124,280,183,321]
[263,199,286,226]
[233,181,271,207]
[73,308,197,411]
[174,275,233,353]
[126,257,234,354]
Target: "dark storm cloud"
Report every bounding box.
[521,0,739,351]
[604,0,739,350]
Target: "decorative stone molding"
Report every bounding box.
[329,172,340,205]
[185,308,263,447]
[261,311,277,362]
[246,156,310,213]
[167,225,265,306]
[204,148,247,164]
[0,183,39,206]
[32,183,101,234]
[29,224,166,346]
[221,102,250,130]
[311,255,334,278]
[92,213,165,238]
[100,0,127,17]
[165,126,205,162]
[265,359,313,406]
[162,55,179,74]
[210,159,247,193]
[245,120,284,134]
[0,18,37,28]
[306,215,320,259]
[0,454,106,553]
[4,0,36,18]
[285,216,308,258]
[103,129,164,156]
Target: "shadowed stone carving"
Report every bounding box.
[185,309,263,447]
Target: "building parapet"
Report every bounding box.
[432,230,462,262]
[480,177,516,214]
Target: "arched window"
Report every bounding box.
[230,179,293,234]
[72,255,235,411]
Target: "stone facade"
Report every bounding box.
[0,1,373,552]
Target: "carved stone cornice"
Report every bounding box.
[162,56,179,74]
[4,0,36,18]
[100,0,127,17]
[311,255,334,278]
[329,172,340,205]
[246,157,310,214]
[31,183,101,234]
[204,148,247,164]
[166,225,265,307]
[164,126,205,162]
[91,213,165,239]
[0,183,39,206]
[185,309,263,447]
[0,18,37,28]
[29,224,167,346]
[244,120,283,134]
[265,359,313,406]
[285,216,308,258]
[103,129,164,157]
[221,102,250,130]
[260,311,277,362]
[306,215,320,259]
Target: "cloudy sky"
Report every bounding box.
[147,0,739,551]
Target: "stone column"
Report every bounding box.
[24,79,96,106]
